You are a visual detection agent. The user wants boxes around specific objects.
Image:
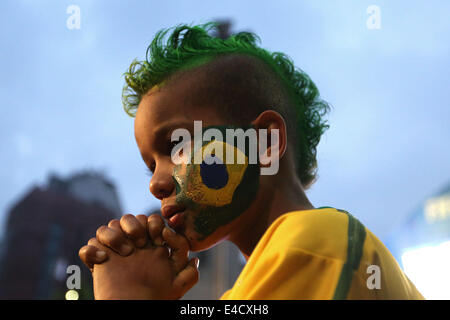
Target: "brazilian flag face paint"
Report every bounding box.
[172,125,260,240]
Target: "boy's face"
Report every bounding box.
[134,79,261,251]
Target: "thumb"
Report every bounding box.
[171,257,200,299]
[162,227,190,273]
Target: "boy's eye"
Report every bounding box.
[170,140,180,151]
[169,138,184,155]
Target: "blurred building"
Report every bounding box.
[385,182,450,299]
[0,170,121,299]
[210,19,233,39]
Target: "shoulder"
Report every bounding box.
[258,207,360,262]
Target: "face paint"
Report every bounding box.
[172,125,260,239]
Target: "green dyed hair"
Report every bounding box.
[122,22,330,188]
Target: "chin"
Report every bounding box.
[180,226,225,252]
[187,240,210,252]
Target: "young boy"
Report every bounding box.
[79,22,424,300]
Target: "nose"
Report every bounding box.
[149,165,174,200]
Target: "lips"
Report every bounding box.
[161,204,186,229]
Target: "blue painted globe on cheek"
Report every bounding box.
[200,155,229,190]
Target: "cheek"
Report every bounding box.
[192,171,259,238]
[175,162,249,207]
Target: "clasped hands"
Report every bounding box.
[78,214,199,300]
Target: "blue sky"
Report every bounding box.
[1,0,449,242]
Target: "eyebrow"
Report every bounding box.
[152,120,195,139]
[140,120,195,166]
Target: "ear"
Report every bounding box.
[251,110,287,167]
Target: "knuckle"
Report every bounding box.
[78,246,88,259]
[96,225,108,238]
[136,215,148,229]
[136,214,147,220]
[148,213,163,223]
[149,226,164,239]
[107,219,120,227]
[108,233,125,248]
[123,224,143,238]
[96,227,123,248]
[120,213,135,222]
[79,246,96,265]
[149,220,163,232]
[87,237,98,246]
[120,216,140,232]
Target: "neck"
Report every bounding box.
[228,168,315,260]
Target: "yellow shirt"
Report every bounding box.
[220,207,424,300]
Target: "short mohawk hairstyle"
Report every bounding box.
[122,22,330,188]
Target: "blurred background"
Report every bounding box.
[0,0,449,300]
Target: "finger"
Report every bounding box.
[78,241,108,271]
[108,219,122,232]
[148,214,165,246]
[162,227,190,273]
[88,237,105,248]
[120,214,147,248]
[96,225,134,256]
[172,258,200,299]
[136,214,148,230]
